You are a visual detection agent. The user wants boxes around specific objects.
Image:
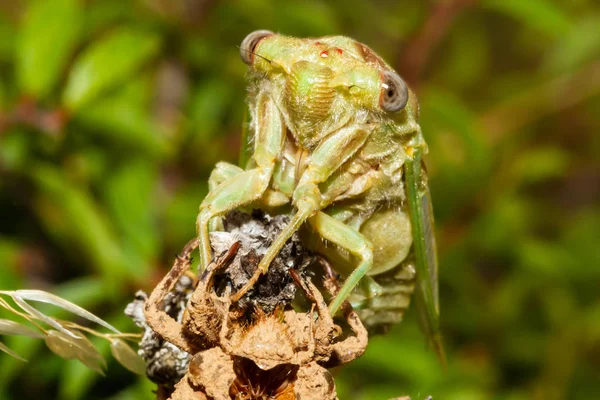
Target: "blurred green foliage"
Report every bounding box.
[0,0,598,399]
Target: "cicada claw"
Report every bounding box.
[229,267,265,303]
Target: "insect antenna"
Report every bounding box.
[237,45,284,69]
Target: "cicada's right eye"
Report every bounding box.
[380,71,409,113]
[240,30,273,65]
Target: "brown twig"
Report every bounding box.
[144,239,200,354]
[398,0,477,88]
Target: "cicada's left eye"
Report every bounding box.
[380,71,409,113]
[240,30,273,65]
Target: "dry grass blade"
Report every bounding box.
[14,290,121,333]
[0,318,45,338]
[0,341,27,362]
[44,329,106,375]
[110,338,146,375]
[11,295,76,338]
[1,290,144,377]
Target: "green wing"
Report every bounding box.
[238,108,253,168]
[405,146,446,365]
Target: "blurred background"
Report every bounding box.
[0,0,598,399]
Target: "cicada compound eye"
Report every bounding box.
[380,71,409,113]
[240,30,273,65]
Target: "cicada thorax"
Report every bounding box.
[285,61,336,148]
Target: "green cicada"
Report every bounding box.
[197,31,443,358]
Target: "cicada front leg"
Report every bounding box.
[231,124,371,303]
[196,91,285,271]
[205,162,245,232]
[207,162,244,191]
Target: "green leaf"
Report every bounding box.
[0,76,6,109]
[544,13,600,74]
[0,14,15,62]
[30,166,132,282]
[16,0,82,98]
[189,79,235,138]
[164,184,207,249]
[0,330,46,385]
[58,345,106,400]
[105,379,157,400]
[0,131,31,172]
[76,95,170,158]
[0,239,23,290]
[104,160,159,268]
[278,2,340,35]
[63,28,161,111]
[484,0,572,37]
[512,147,570,184]
[81,0,133,39]
[440,20,489,90]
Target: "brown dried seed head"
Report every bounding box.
[293,363,337,400]
[236,315,296,369]
[230,357,298,400]
[187,348,235,398]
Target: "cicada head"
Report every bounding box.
[239,31,416,146]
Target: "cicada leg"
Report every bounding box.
[196,92,285,271]
[308,211,374,315]
[207,162,290,229]
[206,162,244,232]
[208,162,244,191]
[229,199,317,301]
[230,125,371,302]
